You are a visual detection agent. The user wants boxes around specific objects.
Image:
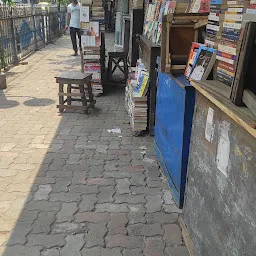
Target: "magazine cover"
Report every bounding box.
[190,47,216,80]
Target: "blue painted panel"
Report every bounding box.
[154,72,195,208]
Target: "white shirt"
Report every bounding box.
[67,3,80,29]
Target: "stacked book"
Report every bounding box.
[80,1,104,95]
[125,61,150,132]
[205,0,249,86]
[92,0,105,23]
[83,48,103,94]
[143,0,176,44]
[246,0,256,13]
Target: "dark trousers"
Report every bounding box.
[70,27,81,53]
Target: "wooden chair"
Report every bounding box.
[107,51,129,82]
[55,71,96,114]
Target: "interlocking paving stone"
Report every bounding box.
[0,35,188,255]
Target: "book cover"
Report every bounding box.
[218,61,235,72]
[80,6,90,22]
[190,47,216,80]
[200,0,210,12]
[210,0,222,4]
[189,0,201,13]
[89,22,100,37]
[164,1,177,14]
[139,71,150,97]
[185,42,203,78]
[216,55,235,64]
[217,66,235,76]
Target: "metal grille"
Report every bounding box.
[0,4,66,70]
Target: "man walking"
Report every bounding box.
[66,0,81,56]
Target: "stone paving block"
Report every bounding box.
[127,223,164,237]
[68,185,99,194]
[52,178,71,192]
[145,195,163,213]
[7,221,32,245]
[163,224,183,246]
[162,190,175,205]
[61,234,85,256]
[50,192,81,203]
[27,234,66,248]
[75,212,110,223]
[56,202,78,223]
[144,237,165,256]
[26,200,61,212]
[130,186,162,196]
[116,178,131,194]
[163,204,183,214]
[165,246,190,256]
[130,173,146,186]
[147,179,169,189]
[104,171,131,179]
[71,173,87,185]
[95,203,129,213]
[19,210,39,222]
[85,223,107,248]
[106,234,143,249]
[81,247,122,256]
[31,212,56,234]
[146,212,178,224]
[41,248,61,256]
[123,248,144,256]
[52,222,86,234]
[34,184,52,200]
[46,171,73,178]
[87,178,115,186]
[122,166,145,173]
[79,194,97,211]
[108,213,128,235]
[2,245,42,256]
[98,186,115,203]
[115,194,146,204]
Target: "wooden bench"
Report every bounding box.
[55,71,96,114]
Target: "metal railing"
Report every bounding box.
[0,4,67,70]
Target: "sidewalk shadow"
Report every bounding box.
[1,86,130,256]
[0,90,19,109]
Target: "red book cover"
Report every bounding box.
[200,0,210,13]
[218,61,235,73]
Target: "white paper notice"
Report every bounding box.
[216,121,230,177]
[205,107,214,142]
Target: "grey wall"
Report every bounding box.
[183,93,256,256]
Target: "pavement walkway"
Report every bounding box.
[0,35,189,256]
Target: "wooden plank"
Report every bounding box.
[191,81,256,138]
[243,90,256,117]
[231,22,256,105]
[161,15,168,73]
[178,217,196,256]
[58,92,83,97]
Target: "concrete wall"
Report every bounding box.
[183,92,256,256]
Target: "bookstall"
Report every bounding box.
[182,2,256,255]
[80,0,106,95]
[149,2,209,208]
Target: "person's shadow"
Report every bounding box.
[0,90,19,109]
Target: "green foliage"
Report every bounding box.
[2,0,14,6]
[57,0,70,5]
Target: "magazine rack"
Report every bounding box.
[161,13,208,74]
[137,34,160,135]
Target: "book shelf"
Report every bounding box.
[80,0,106,95]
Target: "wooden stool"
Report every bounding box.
[107,52,129,82]
[55,71,96,114]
